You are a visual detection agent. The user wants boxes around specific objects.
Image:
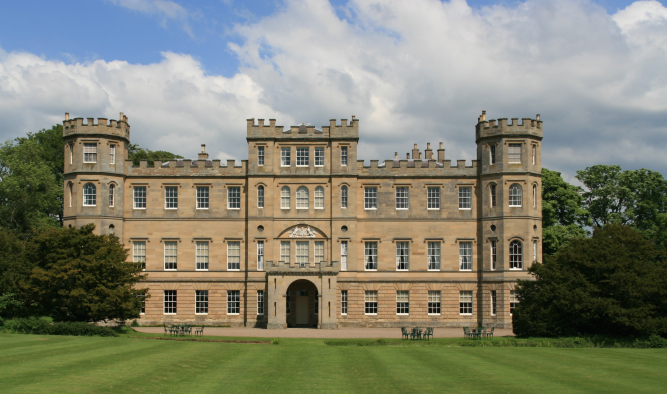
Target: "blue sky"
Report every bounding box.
[1,0,666,179]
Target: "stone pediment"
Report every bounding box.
[278,224,327,239]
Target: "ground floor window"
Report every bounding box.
[341,290,348,315]
[491,290,497,315]
[510,290,518,315]
[459,291,473,315]
[396,291,409,315]
[164,290,177,314]
[196,290,208,314]
[257,290,264,315]
[365,290,378,315]
[428,291,441,315]
[227,290,240,314]
[140,298,145,314]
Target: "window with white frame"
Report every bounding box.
[109,184,115,207]
[133,241,146,270]
[257,240,264,271]
[427,187,440,209]
[68,183,73,207]
[508,143,522,163]
[83,143,97,163]
[490,184,497,207]
[257,290,264,315]
[257,185,264,208]
[164,290,177,314]
[296,186,309,209]
[196,186,209,209]
[459,186,472,209]
[340,241,348,271]
[459,241,472,271]
[396,291,409,315]
[296,147,309,166]
[532,184,537,208]
[280,241,290,264]
[315,241,324,264]
[533,240,537,262]
[427,242,441,270]
[165,186,178,209]
[83,183,96,206]
[134,186,146,209]
[459,290,473,315]
[164,241,177,270]
[296,241,309,267]
[490,144,496,164]
[227,290,240,314]
[281,186,290,209]
[509,184,522,207]
[364,241,378,270]
[341,290,348,315]
[258,146,265,166]
[228,241,240,270]
[491,240,497,270]
[196,241,209,270]
[509,240,522,269]
[364,290,378,315]
[228,186,241,209]
[69,144,73,165]
[315,147,324,166]
[315,186,324,209]
[281,147,291,166]
[428,290,441,315]
[491,290,497,315]
[196,290,208,314]
[341,185,348,208]
[396,241,409,271]
[532,145,536,165]
[510,290,518,315]
[341,146,348,166]
[364,187,377,209]
[109,145,115,164]
[395,187,409,209]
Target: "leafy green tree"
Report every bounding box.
[513,224,667,338]
[25,224,147,322]
[128,143,183,166]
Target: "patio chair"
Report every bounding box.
[184,325,192,336]
[411,327,422,340]
[423,327,434,340]
[401,327,410,340]
[194,325,205,337]
[163,324,169,335]
[484,327,494,338]
[463,327,471,339]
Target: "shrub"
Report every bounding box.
[270,338,280,345]
[1,317,118,337]
[131,320,139,327]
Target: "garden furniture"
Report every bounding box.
[194,325,205,336]
[423,327,434,340]
[401,327,410,340]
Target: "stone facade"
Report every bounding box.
[62,111,543,329]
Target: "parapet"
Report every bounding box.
[475,111,542,142]
[63,113,130,141]
[246,117,359,139]
[125,158,247,177]
[357,159,478,177]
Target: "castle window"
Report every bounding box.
[428,291,441,315]
[196,290,208,314]
[459,241,472,271]
[165,186,178,209]
[509,240,523,269]
[533,240,537,262]
[83,143,97,163]
[458,186,472,209]
[68,183,73,207]
[296,147,309,166]
[257,240,264,271]
[133,241,146,270]
[396,241,409,271]
[69,144,73,165]
[459,291,473,315]
[532,184,537,208]
[227,290,240,315]
[315,186,324,209]
[508,143,522,163]
[196,241,209,270]
[141,298,145,314]
[109,184,115,207]
[395,187,409,209]
[509,184,522,207]
[257,185,264,208]
[227,241,240,270]
[228,186,241,209]
[315,147,324,166]
[427,186,440,209]
[491,290,497,315]
[164,241,177,270]
[340,241,348,271]
[341,185,348,208]
[280,241,290,264]
[364,241,378,271]
[296,241,309,267]
[341,290,348,315]
[364,187,377,210]
[164,290,177,314]
[427,241,441,271]
[364,291,378,315]
[491,240,497,270]
[281,186,291,209]
[341,146,348,166]
[396,291,409,315]
[257,290,264,315]
[510,290,518,315]
[134,186,146,209]
[109,145,115,164]
[196,186,209,209]
[490,184,497,207]
[281,147,290,167]
[258,146,264,166]
[532,145,536,165]
[83,183,96,206]
[490,144,496,164]
[296,186,309,209]
[315,241,325,263]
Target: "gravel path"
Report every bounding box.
[134,326,514,339]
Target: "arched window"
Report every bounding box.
[257,185,264,208]
[281,186,290,209]
[341,185,348,208]
[83,183,96,206]
[109,184,115,207]
[490,184,497,207]
[509,184,522,207]
[532,184,537,208]
[296,186,309,209]
[315,186,324,209]
[509,240,523,269]
[68,183,73,208]
[109,224,115,234]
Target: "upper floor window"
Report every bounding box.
[508,143,522,163]
[165,186,178,209]
[281,147,290,166]
[341,185,348,208]
[109,184,115,207]
[281,186,290,209]
[258,146,265,166]
[315,147,324,167]
[68,183,73,207]
[396,241,409,270]
[133,241,146,270]
[490,184,497,207]
[491,240,497,270]
[296,241,309,267]
[459,186,472,209]
[315,240,325,263]
[257,240,264,271]
[134,186,146,209]
[532,145,536,165]
[83,143,97,163]
[532,184,537,208]
[196,186,209,209]
[228,187,241,209]
[227,241,240,270]
[280,241,290,263]
[69,143,73,164]
[196,241,209,270]
[315,186,324,209]
[364,241,378,270]
[395,187,409,209]
[109,145,116,164]
[509,184,522,207]
[490,144,496,164]
[427,241,440,271]
[296,147,309,166]
[296,186,309,209]
[164,241,177,270]
[509,240,523,269]
[83,183,97,206]
[364,187,377,210]
[427,187,440,209]
[341,146,348,166]
[459,241,472,271]
[257,185,264,208]
[340,241,348,271]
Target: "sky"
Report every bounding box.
[1,0,666,182]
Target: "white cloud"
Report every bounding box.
[107,0,194,36]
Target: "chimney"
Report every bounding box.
[119,112,124,122]
[425,142,433,160]
[406,153,410,159]
[412,144,419,159]
[198,144,209,159]
[536,114,541,121]
[482,110,486,121]
[65,112,69,121]
[394,152,398,159]
[437,142,445,163]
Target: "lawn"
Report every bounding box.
[1,332,666,393]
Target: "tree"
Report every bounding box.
[513,224,667,338]
[24,224,147,322]
[128,143,183,166]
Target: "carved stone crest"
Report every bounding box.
[289,226,316,238]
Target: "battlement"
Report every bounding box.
[357,159,478,177]
[247,117,359,139]
[125,158,247,177]
[63,112,131,141]
[475,111,543,142]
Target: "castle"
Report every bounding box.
[62,111,543,329]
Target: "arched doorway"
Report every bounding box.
[286,279,318,328]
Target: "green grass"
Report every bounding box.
[1,332,666,393]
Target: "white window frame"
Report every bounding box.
[340,241,348,271]
[459,290,473,315]
[133,186,146,209]
[427,241,441,271]
[314,186,324,209]
[364,187,377,210]
[69,143,73,165]
[396,290,409,315]
[196,241,209,271]
[532,145,536,165]
[364,290,378,315]
[109,144,115,164]
[364,241,378,271]
[196,186,209,209]
[257,185,264,208]
[395,187,409,210]
[395,241,409,271]
[533,240,537,262]
[258,146,264,166]
[459,241,472,271]
[228,186,241,209]
[165,186,178,209]
[490,144,496,165]
[227,241,241,271]
[508,143,522,163]
[509,240,523,270]
[510,290,518,315]
[428,290,441,315]
[490,184,497,207]
[296,241,309,267]
[296,147,309,167]
[427,187,440,210]
[257,240,264,271]
[459,186,472,210]
[133,241,146,270]
[341,290,348,315]
[509,184,522,207]
[491,240,497,270]
[83,143,97,163]
[227,290,240,315]
[68,183,73,207]
[341,185,348,208]
[315,147,324,167]
[533,184,537,208]
[164,290,177,315]
[257,290,264,315]
[280,241,290,264]
[195,290,208,315]
[296,186,309,209]
[281,186,290,209]
[164,241,177,270]
[341,146,348,166]
[315,241,325,264]
[108,184,115,208]
[83,183,96,206]
[281,147,291,167]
